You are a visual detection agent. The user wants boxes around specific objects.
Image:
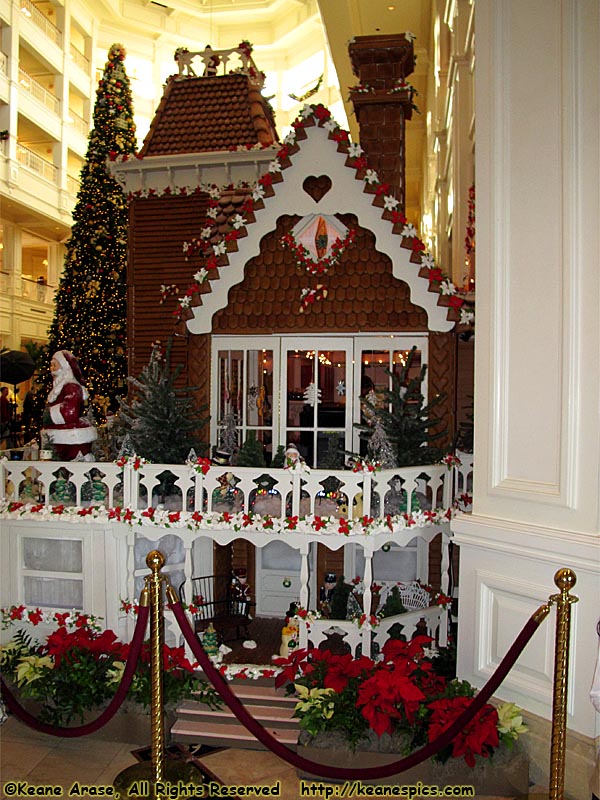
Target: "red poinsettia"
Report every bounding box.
[428,697,499,767]
[357,668,426,735]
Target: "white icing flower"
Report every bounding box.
[213,241,227,256]
[252,185,266,201]
[232,214,246,229]
[179,295,191,308]
[420,253,435,269]
[440,280,456,295]
[384,195,399,210]
[194,269,208,283]
[460,308,475,325]
[301,104,314,118]
[401,223,418,238]
[323,119,337,132]
[283,131,296,146]
[206,207,218,219]
[268,160,282,173]
[364,169,379,184]
[348,142,364,157]
[200,226,213,239]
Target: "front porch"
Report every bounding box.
[0,456,471,657]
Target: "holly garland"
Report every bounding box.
[281,227,356,310]
[161,103,473,325]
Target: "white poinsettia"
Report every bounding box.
[460,308,475,325]
[206,207,218,219]
[207,185,221,199]
[496,702,528,741]
[283,131,296,146]
[348,142,364,158]
[294,684,336,717]
[252,185,266,201]
[301,104,314,118]
[16,655,54,685]
[323,119,337,132]
[402,223,418,238]
[421,253,435,269]
[384,195,400,210]
[200,226,213,239]
[178,295,191,308]
[364,169,379,184]
[268,160,282,173]
[440,280,456,295]
[231,214,246,229]
[213,241,227,256]
[194,269,208,283]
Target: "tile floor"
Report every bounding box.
[1,717,548,800]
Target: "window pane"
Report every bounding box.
[247,350,273,428]
[24,576,83,609]
[23,538,82,573]
[286,350,314,427]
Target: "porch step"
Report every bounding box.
[171,675,300,751]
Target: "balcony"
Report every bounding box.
[16,143,58,184]
[19,68,60,116]
[19,0,62,47]
[0,458,472,647]
[69,43,89,74]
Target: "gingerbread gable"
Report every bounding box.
[181,117,455,335]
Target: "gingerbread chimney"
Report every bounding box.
[348,34,415,211]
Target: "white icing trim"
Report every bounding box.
[186,125,453,334]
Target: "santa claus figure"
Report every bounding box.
[42,350,97,461]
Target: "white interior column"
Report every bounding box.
[452,0,599,789]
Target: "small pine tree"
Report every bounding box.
[201,623,220,657]
[329,576,353,620]
[356,347,447,466]
[271,445,285,468]
[114,339,208,464]
[368,420,397,468]
[219,411,239,458]
[233,431,266,467]
[379,586,407,618]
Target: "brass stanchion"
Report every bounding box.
[114,551,205,798]
[548,568,578,800]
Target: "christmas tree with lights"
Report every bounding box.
[44,44,137,420]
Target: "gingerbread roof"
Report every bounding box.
[139,73,278,157]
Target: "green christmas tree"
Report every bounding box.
[44,44,137,420]
[201,623,220,657]
[356,347,446,467]
[233,431,266,467]
[114,339,209,464]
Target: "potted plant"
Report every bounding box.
[0,605,219,737]
[275,637,529,795]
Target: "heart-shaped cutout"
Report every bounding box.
[302,175,332,203]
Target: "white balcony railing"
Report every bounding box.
[19,68,60,115]
[66,173,80,195]
[69,43,89,73]
[68,110,88,138]
[16,143,58,184]
[20,0,62,47]
[0,460,456,520]
[21,277,55,304]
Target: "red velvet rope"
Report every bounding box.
[171,600,542,780]
[1,606,149,738]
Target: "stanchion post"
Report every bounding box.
[146,550,166,785]
[114,550,205,798]
[548,568,578,800]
